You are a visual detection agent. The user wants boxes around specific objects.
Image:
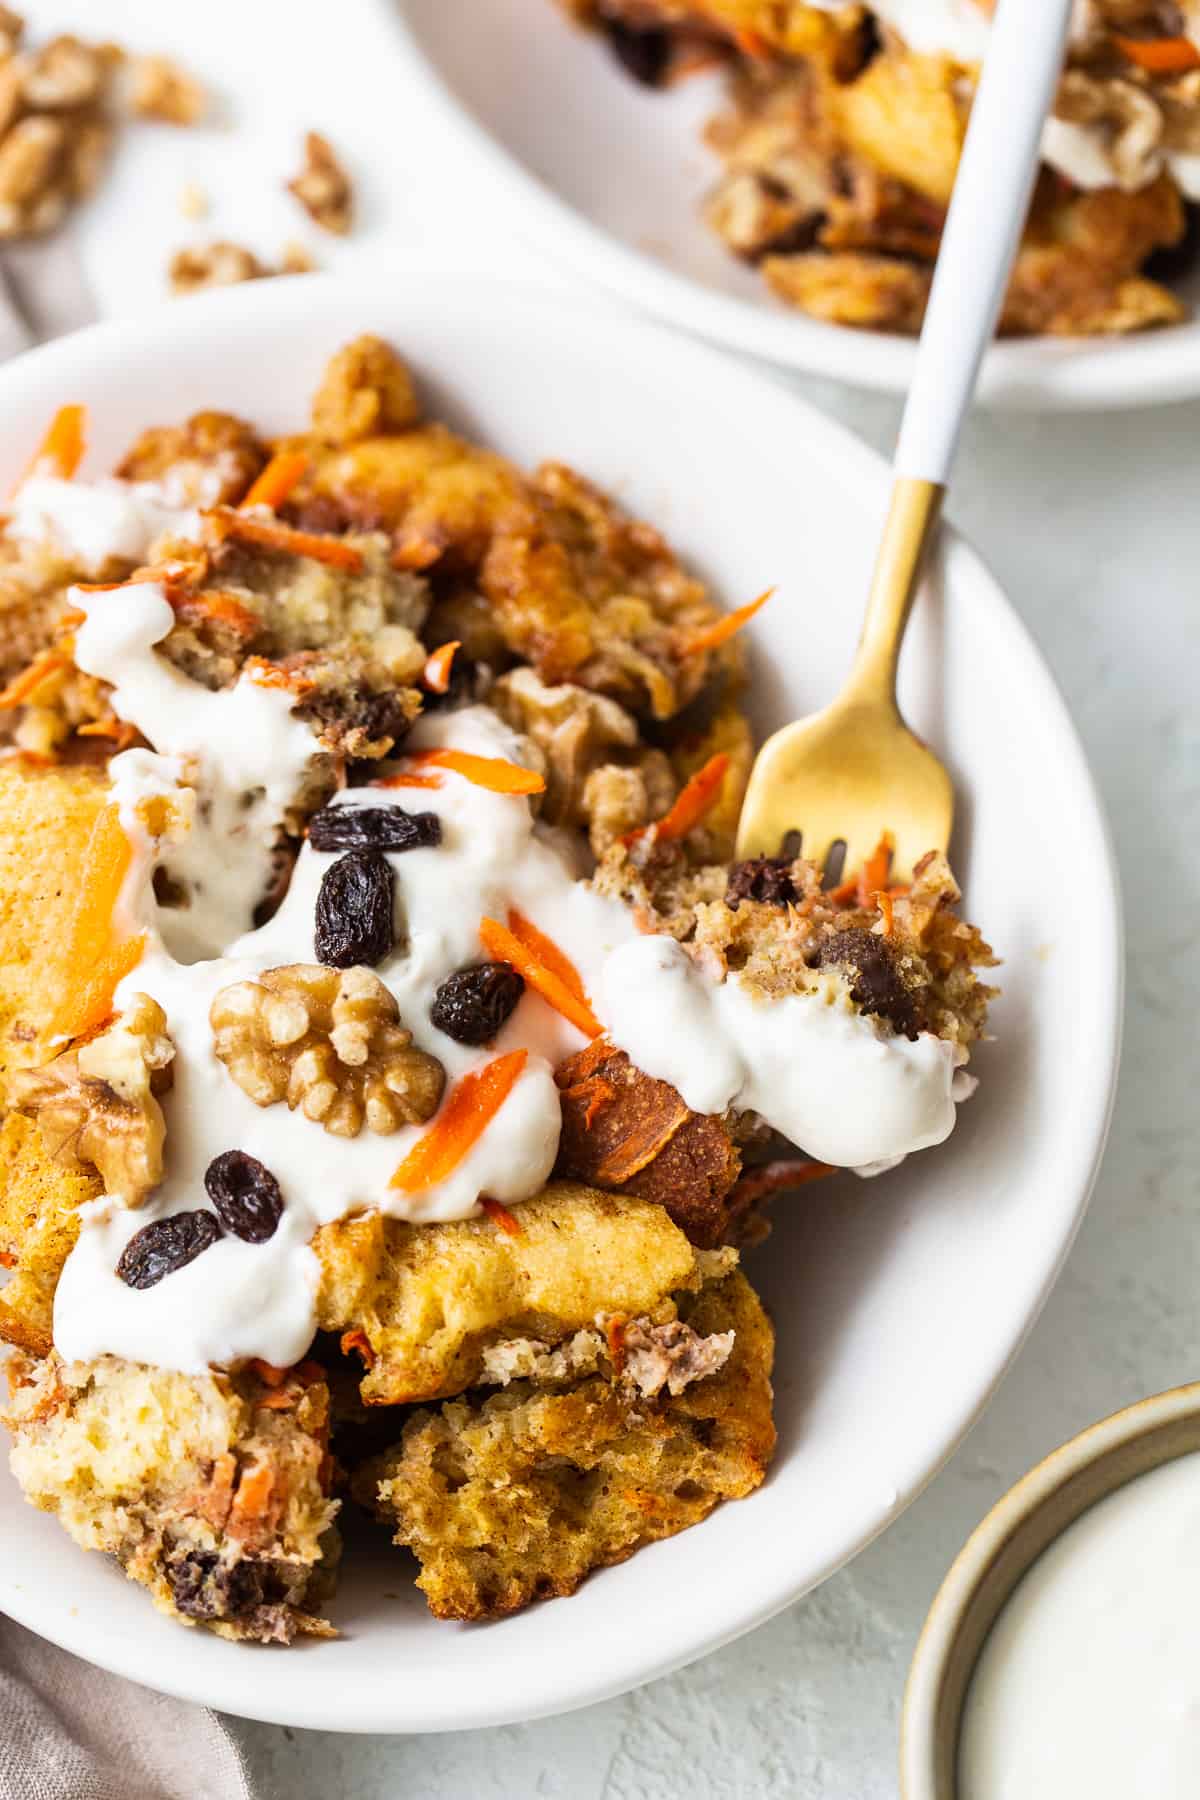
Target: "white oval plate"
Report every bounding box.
[392,0,1200,410]
[0,269,1120,1732]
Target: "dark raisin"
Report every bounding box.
[116,1211,221,1289]
[308,805,441,854]
[725,857,798,910]
[430,963,525,1045]
[314,849,394,967]
[205,1150,284,1243]
[813,927,920,1039]
[605,20,672,86]
[169,1550,265,1621]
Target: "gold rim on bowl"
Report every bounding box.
[899,1380,1200,1799]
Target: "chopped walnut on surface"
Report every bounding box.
[310,333,421,446]
[11,994,174,1207]
[168,240,265,295]
[0,27,117,240]
[129,54,205,126]
[210,963,444,1138]
[287,130,353,236]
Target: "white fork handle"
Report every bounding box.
[894,0,1075,484]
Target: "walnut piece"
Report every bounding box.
[11,994,174,1207]
[287,130,353,236]
[130,54,206,125]
[310,333,421,445]
[168,240,265,295]
[0,29,117,239]
[210,963,444,1138]
[167,239,319,296]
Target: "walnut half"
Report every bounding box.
[210,963,444,1139]
[11,994,174,1206]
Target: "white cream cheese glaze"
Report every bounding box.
[600,934,959,1169]
[49,563,971,1374]
[8,477,200,573]
[960,1452,1200,1798]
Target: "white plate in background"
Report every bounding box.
[0,270,1120,1730]
[393,0,1200,410]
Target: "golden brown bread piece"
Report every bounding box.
[0,1112,93,1356]
[554,1039,743,1247]
[0,760,109,1094]
[5,1352,338,1641]
[355,1267,775,1620]
[313,1182,727,1405]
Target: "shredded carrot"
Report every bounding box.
[373,770,445,791]
[77,717,139,750]
[1114,32,1200,71]
[734,25,770,58]
[422,640,460,695]
[877,891,895,937]
[0,648,72,709]
[0,1248,16,1269]
[391,536,443,573]
[18,403,86,490]
[479,916,602,1038]
[679,587,773,657]
[230,1461,274,1525]
[76,561,206,595]
[239,449,308,512]
[390,1049,528,1193]
[51,806,146,1039]
[405,748,545,797]
[243,655,316,697]
[169,587,261,641]
[628,751,730,847]
[479,1196,522,1237]
[247,1359,289,1387]
[827,832,895,907]
[506,908,586,1002]
[210,506,365,572]
[340,1327,376,1367]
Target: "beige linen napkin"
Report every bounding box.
[0,1615,252,1800]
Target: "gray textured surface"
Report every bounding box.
[230,389,1199,1796]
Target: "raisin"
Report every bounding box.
[169,1550,265,1621]
[314,849,394,967]
[430,963,525,1045]
[116,1210,221,1289]
[205,1150,284,1243]
[813,927,920,1039]
[725,857,798,910]
[605,20,672,86]
[308,805,441,854]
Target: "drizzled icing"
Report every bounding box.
[46,568,970,1375]
[8,477,201,574]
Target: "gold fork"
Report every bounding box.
[736,0,1074,885]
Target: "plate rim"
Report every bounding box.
[0,268,1123,1731]
[390,1,1200,413]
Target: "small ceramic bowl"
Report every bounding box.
[900,1381,1200,1798]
